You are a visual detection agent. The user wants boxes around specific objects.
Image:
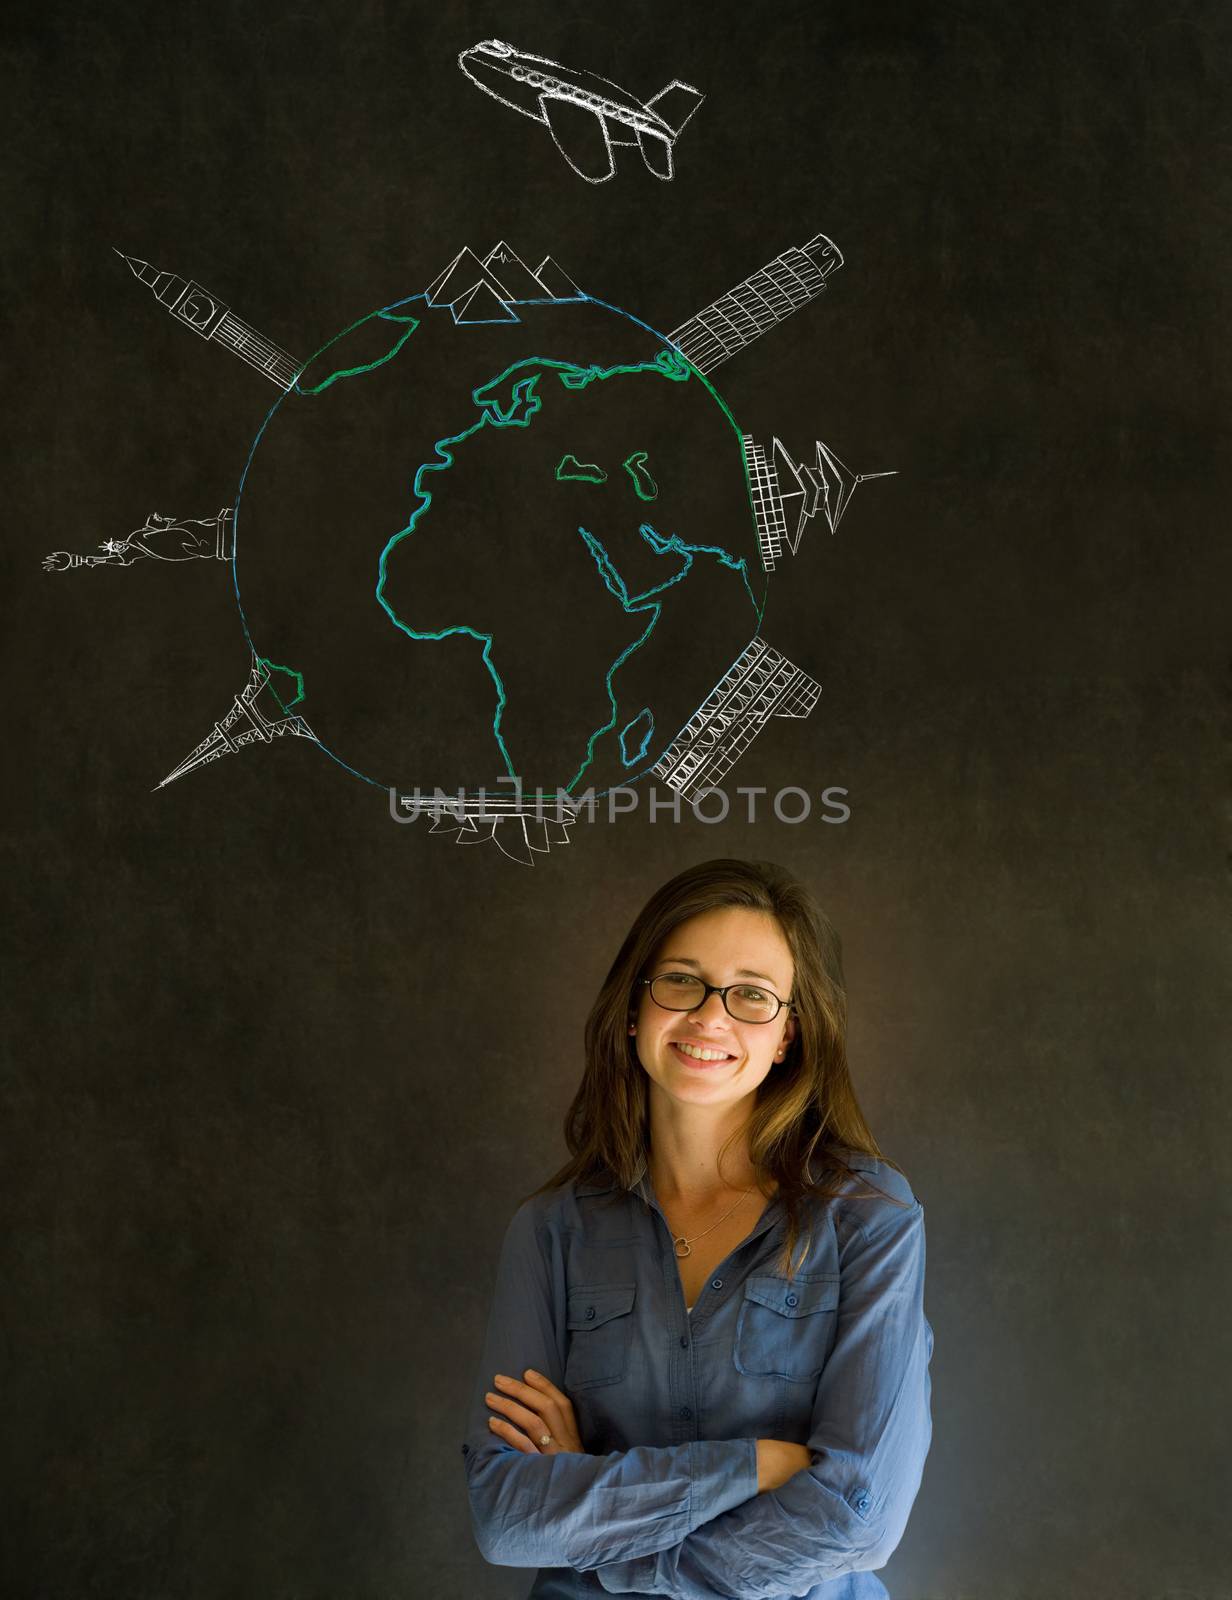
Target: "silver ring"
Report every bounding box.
[539,1432,552,1447]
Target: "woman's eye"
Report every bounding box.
[736,986,769,1003]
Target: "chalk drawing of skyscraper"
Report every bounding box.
[652,636,821,799]
[744,432,899,571]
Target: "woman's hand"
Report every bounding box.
[485,1369,585,1455]
[755,1439,814,1493]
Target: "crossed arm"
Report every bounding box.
[462,1192,932,1596]
[461,1200,769,1572]
[483,1364,811,1495]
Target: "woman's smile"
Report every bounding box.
[668,1038,739,1067]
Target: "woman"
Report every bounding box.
[461,858,933,1599]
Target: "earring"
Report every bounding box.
[628,1024,636,1034]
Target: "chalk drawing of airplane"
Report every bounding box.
[458,39,704,183]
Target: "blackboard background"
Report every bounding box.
[3,1,1229,1596]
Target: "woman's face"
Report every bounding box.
[632,906,798,1112]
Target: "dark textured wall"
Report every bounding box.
[3,1,1228,1596]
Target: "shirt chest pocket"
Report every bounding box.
[565,1283,637,1390]
[733,1273,841,1383]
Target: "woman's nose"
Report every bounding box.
[692,989,731,1024]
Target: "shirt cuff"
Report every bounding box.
[596,1553,658,1594]
[592,1439,757,1592]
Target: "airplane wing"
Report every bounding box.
[540,93,617,182]
[636,127,675,180]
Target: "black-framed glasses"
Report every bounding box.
[640,973,793,1024]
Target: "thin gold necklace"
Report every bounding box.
[664,1186,756,1258]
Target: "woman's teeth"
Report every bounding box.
[671,1041,734,1062]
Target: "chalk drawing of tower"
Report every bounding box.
[116,250,303,390]
[155,654,318,790]
[666,233,844,376]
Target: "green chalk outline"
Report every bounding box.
[556,454,608,484]
[622,450,658,501]
[294,309,421,397]
[258,656,307,712]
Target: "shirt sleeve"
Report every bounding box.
[462,1196,760,1572]
[591,1184,934,1598]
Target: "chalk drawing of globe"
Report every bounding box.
[232,278,767,799]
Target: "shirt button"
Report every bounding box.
[711,1278,722,1289]
[585,1307,596,1319]
[785,1293,798,1307]
[679,1335,689,1348]
[679,1406,692,1419]
[856,1494,870,1511]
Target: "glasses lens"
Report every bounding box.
[649,974,780,1022]
[726,985,779,1022]
[650,974,706,1009]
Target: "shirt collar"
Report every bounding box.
[574,1152,648,1197]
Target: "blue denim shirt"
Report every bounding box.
[461,1150,933,1599]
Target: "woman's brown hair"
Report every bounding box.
[522,856,911,1278]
